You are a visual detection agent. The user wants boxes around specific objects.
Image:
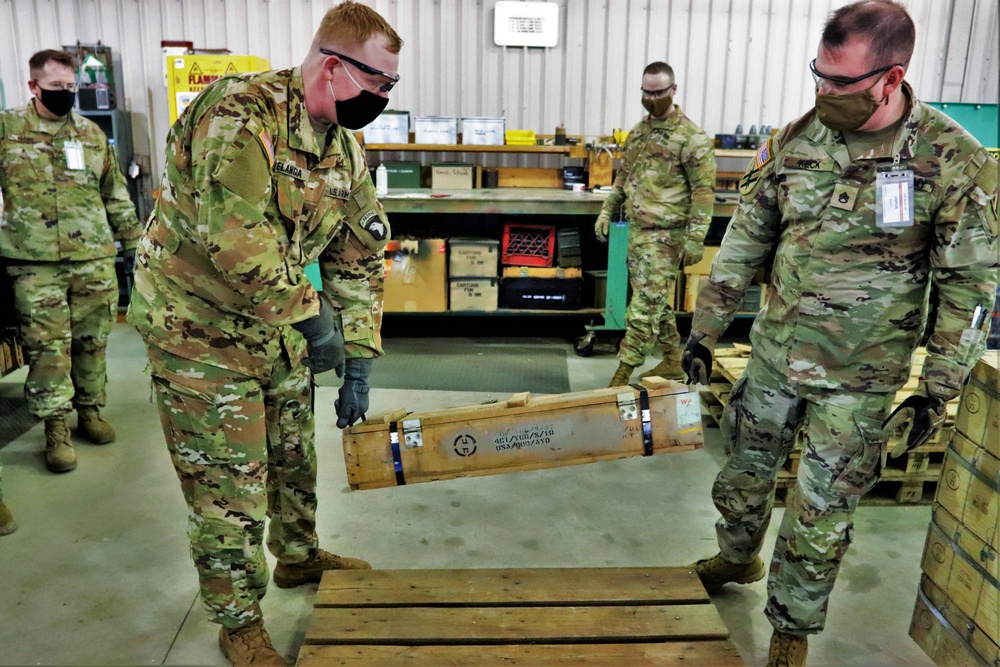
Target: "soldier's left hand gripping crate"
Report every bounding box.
[342,378,704,490]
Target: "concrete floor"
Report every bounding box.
[0,324,934,666]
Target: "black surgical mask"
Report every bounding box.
[328,77,388,130]
[38,88,76,117]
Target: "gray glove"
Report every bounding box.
[291,296,345,377]
[336,358,373,429]
[122,247,137,274]
[681,240,704,268]
[882,383,948,455]
[681,333,717,385]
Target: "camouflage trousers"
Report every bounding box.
[619,228,686,366]
[713,343,894,635]
[6,260,117,419]
[146,344,318,629]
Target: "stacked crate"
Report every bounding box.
[498,223,583,310]
[909,353,999,666]
[702,345,960,505]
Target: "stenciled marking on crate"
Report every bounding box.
[439,413,642,460]
[676,393,701,426]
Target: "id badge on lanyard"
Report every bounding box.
[875,156,914,228]
[64,140,86,171]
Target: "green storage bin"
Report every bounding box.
[384,161,421,188]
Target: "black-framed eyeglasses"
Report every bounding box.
[809,58,899,87]
[641,85,675,98]
[319,48,399,93]
[33,79,78,93]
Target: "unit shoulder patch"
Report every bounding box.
[739,137,775,198]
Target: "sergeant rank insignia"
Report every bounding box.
[739,137,773,197]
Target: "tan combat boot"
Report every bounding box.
[0,502,17,536]
[608,362,635,387]
[77,406,116,444]
[219,620,287,667]
[44,418,76,473]
[691,553,765,593]
[766,629,808,667]
[640,348,686,380]
[273,548,372,589]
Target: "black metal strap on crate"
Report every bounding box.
[629,384,654,456]
[388,421,406,486]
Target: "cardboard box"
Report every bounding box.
[935,432,999,551]
[383,239,448,313]
[911,576,999,667]
[414,116,459,144]
[342,377,704,489]
[383,161,421,189]
[362,111,410,144]
[954,353,1000,455]
[919,506,998,646]
[431,163,474,190]
[461,117,505,145]
[449,238,499,278]
[449,278,498,311]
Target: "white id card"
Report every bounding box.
[64,141,85,170]
[875,169,914,228]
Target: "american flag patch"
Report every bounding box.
[755,137,773,169]
[256,128,275,168]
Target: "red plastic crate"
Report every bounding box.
[501,223,556,267]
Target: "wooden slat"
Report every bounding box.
[314,567,708,607]
[304,604,729,645]
[298,640,743,666]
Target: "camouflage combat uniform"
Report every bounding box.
[128,67,388,629]
[692,82,999,635]
[0,101,139,419]
[598,106,716,366]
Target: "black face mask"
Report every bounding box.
[328,75,388,129]
[38,88,76,117]
[335,89,388,129]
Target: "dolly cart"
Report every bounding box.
[574,218,629,356]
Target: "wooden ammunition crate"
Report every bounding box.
[298,567,742,666]
[343,378,703,490]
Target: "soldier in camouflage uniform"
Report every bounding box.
[127,4,401,665]
[682,3,999,666]
[595,61,716,387]
[0,50,140,474]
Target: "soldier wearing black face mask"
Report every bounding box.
[0,49,140,475]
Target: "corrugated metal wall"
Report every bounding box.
[1,0,997,184]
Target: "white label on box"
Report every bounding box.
[676,393,701,426]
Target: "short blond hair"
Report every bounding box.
[312,1,403,53]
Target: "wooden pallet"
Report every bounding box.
[775,464,940,506]
[297,567,743,666]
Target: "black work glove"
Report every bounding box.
[882,384,948,456]
[336,358,373,429]
[122,247,137,275]
[291,296,345,377]
[681,333,716,385]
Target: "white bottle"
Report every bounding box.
[376,163,388,196]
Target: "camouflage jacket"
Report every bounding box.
[693,83,999,397]
[128,67,389,378]
[599,105,716,240]
[0,101,139,261]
